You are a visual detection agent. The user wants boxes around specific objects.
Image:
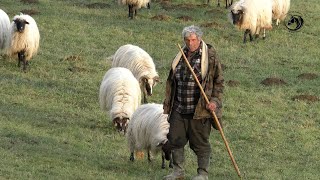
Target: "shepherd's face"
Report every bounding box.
[184,33,201,52]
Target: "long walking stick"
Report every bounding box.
[177,44,241,178]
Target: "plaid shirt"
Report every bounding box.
[174,46,203,114]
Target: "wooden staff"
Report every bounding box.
[177,44,241,178]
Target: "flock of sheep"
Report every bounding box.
[99,44,171,168]
[0,0,291,170]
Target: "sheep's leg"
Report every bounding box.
[225,0,228,8]
[147,151,152,162]
[147,2,150,9]
[262,29,266,40]
[128,5,134,19]
[169,154,173,168]
[243,29,250,43]
[217,0,220,7]
[18,51,27,71]
[130,152,135,161]
[161,152,166,169]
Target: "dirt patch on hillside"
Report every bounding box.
[261,77,287,86]
[200,22,222,28]
[20,0,39,4]
[292,95,319,102]
[62,55,83,62]
[151,14,170,21]
[161,2,208,11]
[20,9,40,15]
[297,73,318,80]
[177,15,192,21]
[86,3,111,9]
[227,80,240,87]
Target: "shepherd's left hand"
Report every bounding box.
[206,102,217,112]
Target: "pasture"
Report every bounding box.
[0,0,319,179]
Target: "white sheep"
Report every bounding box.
[110,44,159,103]
[126,103,172,169]
[0,9,10,53]
[272,0,290,26]
[7,13,40,72]
[118,0,150,19]
[99,67,141,134]
[229,0,273,43]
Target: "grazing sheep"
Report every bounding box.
[118,0,150,19]
[7,13,40,71]
[0,9,10,53]
[127,103,172,169]
[110,44,160,103]
[229,0,273,43]
[272,0,290,26]
[99,67,142,134]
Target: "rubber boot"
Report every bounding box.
[163,148,185,180]
[192,155,209,180]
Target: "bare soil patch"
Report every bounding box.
[20,0,39,4]
[292,95,319,102]
[227,80,240,87]
[86,3,111,9]
[151,14,170,21]
[297,73,318,80]
[20,9,40,15]
[200,22,222,28]
[62,55,83,62]
[261,77,287,86]
[177,15,192,21]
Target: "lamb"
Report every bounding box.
[118,0,150,19]
[0,9,10,53]
[229,0,273,43]
[272,0,290,26]
[7,13,40,72]
[99,67,142,134]
[126,103,172,169]
[110,44,160,103]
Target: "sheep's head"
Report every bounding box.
[230,9,244,25]
[113,117,129,134]
[140,75,160,96]
[14,18,29,33]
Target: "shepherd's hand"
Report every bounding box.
[206,102,217,112]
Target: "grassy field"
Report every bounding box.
[0,0,319,179]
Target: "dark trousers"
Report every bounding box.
[167,109,212,174]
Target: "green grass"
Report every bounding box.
[0,0,319,179]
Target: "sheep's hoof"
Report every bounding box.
[130,155,134,162]
[161,164,165,169]
[169,164,173,168]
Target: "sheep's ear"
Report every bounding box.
[25,21,29,24]
[139,76,147,84]
[154,76,161,83]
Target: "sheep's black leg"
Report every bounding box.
[225,0,228,8]
[128,5,134,19]
[18,51,27,71]
[217,0,220,7]
[243,29,253,43]
[161,152,166,169]
[169,154,173,168]
[130,152,135,161]
[147,3,150,9]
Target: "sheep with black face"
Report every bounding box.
[229,0,273,43]
[99,67,142,134]
[109,44,159,103]
[7,13,40,72]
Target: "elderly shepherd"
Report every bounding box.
[162,25,224,180]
